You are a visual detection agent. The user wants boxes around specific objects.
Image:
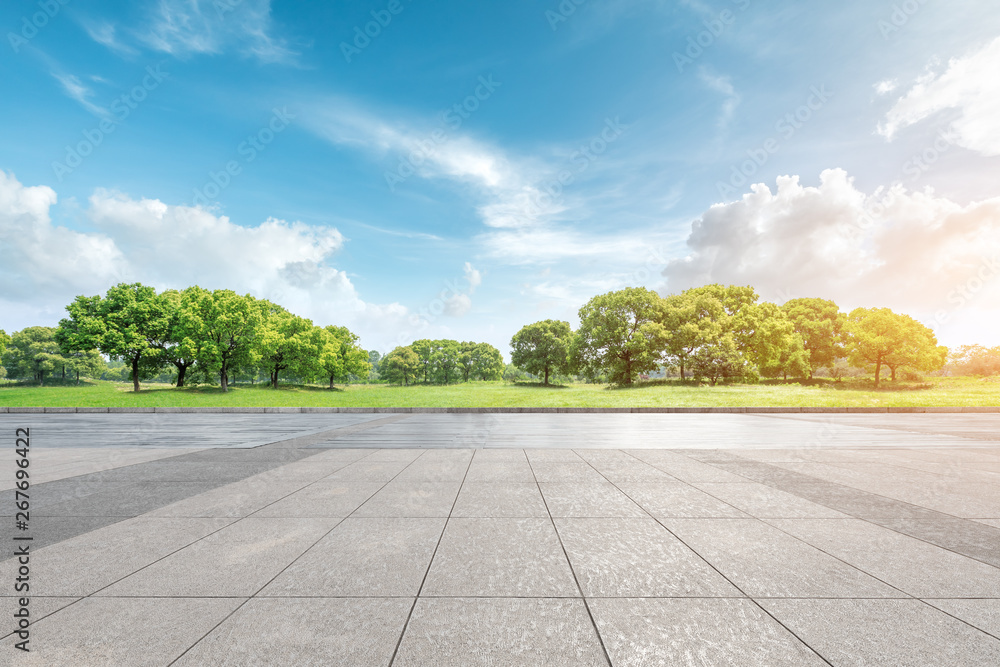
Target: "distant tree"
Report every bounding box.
[381,346,421,386]
[63,349,107,384]
[57,283,169,392]
[948,345,1000,376]
[0,329,9,379]
[368,350,382,373]
[845,307,946,387]
[782,298,846,377]
[432,339,461,384]
[574,287,667,385]
[510,320,574,385]
[411,339,435,384]
[2,327,64,384]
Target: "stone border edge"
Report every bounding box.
[0,406,997,414]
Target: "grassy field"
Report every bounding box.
[1,377,998,407]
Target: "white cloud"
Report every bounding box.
[663,169,1000,319]
[874,79,898,95]
[0,171,412,350]
[0,171,125,301]
[463,262,482,292]
[879,36,1000,155]
[50,71,106,117]
[84,0,299,64]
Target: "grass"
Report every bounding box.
[0,376,998,407]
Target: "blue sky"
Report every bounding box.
[2,0,999,354]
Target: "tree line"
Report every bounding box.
[2,283,372,392]
[509,285,950,388]
[379,340,505,386]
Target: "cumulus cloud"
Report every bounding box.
[880,36,1000,156]
[663,169,1000,317]
[0,171,413,350]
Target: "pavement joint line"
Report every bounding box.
[165,447,418,665]
[526,449,614,667]
[716,459,1000,571]
[590,449,838,667]
[386,446,475,667]
[915,600,1000,643]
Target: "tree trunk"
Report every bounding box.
[679,360,685,380]
[891,367,897,381]
[176,364,187,388]
[220,366,229,393]
[76,370,80,385]
[132,358,140,392]
[874,360,882,389]
[62,364,66,380]
[271,370,279,389]
[329,375,335,389]
[544,367,550,386]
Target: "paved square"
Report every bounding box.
[2,412,1000,665]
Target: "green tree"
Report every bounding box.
[782,298,846,377]
[317,325,370,388]
[431,339,461,384]
[57,283,169,392]
[948,345,1000,376]
[510,320,574,385]
[574,287,667,385]
[845,307,945,388]
[63,349,107,384]
[743,302,809,380]
[411,339,435,384]
[659,292,725,380]
[0,329,9,379]
[149,288,203,387]
[471,343,504,381]
[2,327,64,384]
[381,346,421,386]
[256,304,316,388]
[182,288,266,392]
[689,335,750,386]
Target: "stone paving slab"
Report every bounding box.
[2,413,999,665]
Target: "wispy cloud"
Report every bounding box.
[879,35,1000,156]
[50,71,106,117]
[81,20,139,56]
[699,68,742,134]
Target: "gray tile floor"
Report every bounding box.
[1,413,1000,665]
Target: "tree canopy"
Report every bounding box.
[575,287,667,385]
[510,320,574,385]
[844,307,946,387]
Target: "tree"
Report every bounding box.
[183,288,266,392]
[256,304,316,388]
[948,345,1000,376]
[57,283,169,392]
[431,339,461,384]
[63,349,107,384]
[148,289,203,388]
[689,335,750,386]
[411,339,435,384]
[574,287,667,385]
[471,343,504,381]
[844,307,945,388]
[659,292,725,380]
[381,346,421,385]
[782,298,846,377]
[2,327,64,384]
[742,302,809,380]
[317,325,370,388]
[0,329,9,379]
[510,320,574,385]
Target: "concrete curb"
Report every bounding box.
[0,406,997,414]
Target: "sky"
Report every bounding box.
[1,0,999,355]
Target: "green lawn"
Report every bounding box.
[1,377,998,407]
